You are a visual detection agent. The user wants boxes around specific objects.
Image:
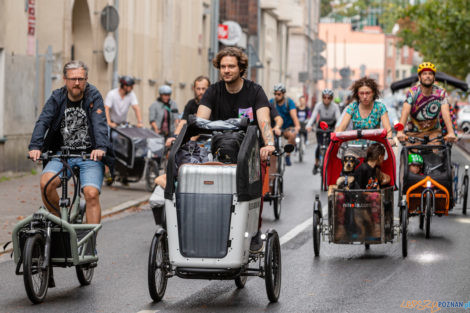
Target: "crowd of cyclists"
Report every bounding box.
[27,45,460,278]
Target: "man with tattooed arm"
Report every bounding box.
[197,47,275,252]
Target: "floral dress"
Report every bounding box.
[345,100,387,130]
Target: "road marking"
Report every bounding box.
[279,216,313,245]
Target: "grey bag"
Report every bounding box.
[174,140,210,173]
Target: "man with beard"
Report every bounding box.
[197,47,275,251]
[29,60,109,286]
[396,62,456,143]
[165,76,210,146]
[104,75,143,128]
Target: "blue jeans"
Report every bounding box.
[43,157,105,193]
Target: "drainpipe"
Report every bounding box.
[112,0,119,89]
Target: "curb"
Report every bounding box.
[0,195,149,257]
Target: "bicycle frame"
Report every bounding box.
[12,154,102,268]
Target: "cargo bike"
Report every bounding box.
[10,151,101,303]
[147,117,282,303]
[312,129,408,257]
[394,123,469,239]
[108,124,165,191]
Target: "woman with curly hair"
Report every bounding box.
[335,77,393,145]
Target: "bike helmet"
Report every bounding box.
[322,89,334,97]
[417,62,436,75]
[408,153,423,166]
[119,75,135,86]
[158,85,172,95]
[273,83,286,93]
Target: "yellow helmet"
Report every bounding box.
[417,62,436,75]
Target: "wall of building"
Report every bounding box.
[318,23,385,92]
[0,0,212,172]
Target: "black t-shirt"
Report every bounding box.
[354,162,380,189]
[297,107,310,123]
[60,98,92,153]
[270,104,279,128]
[200,79,270,123]
[182,98,199,120]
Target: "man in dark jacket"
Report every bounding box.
[29,60,109,225]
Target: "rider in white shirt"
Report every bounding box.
[104,76,143,128]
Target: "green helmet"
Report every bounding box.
[408,153,423,165]
[334,97,341,104]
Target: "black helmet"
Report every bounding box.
[119,75,135,86]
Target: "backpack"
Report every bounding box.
[211,131,245,164]
[174,140,210,173]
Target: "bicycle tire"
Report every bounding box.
[23,234,49,304]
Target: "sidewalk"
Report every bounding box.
[0,172,150,254]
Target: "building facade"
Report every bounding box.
[0,0,212,172]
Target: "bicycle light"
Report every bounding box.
[426,180,432,188]
[261,233,267,240]
[295,137,300,143]
[466,165,469,170]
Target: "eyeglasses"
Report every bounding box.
[358,91,372,97]
[274,92,283,96]
[66,77,87,82]
[322,96,333,100]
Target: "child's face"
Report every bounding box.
[377,154,385,165]
[410,164,422,174]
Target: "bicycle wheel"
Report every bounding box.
[273,177,283,220]
[401,207,408,258]
[235,275,247,289]
[312,212,321,257]
[264,231,281,302]
[76,264,94,286]
[462,175,468,215]
[145,160,160,192]
[425,195,432,239]
[23,234,49,304]
[148,231,168,302]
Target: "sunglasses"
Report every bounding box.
[322,96,333,100]
[274,92,283,96]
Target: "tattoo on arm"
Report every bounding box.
[260,120,274,144]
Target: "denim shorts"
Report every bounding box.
[42,157,105,193]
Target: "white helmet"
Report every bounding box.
[158,85,172,95]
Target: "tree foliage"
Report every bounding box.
[320,0,333,17]
[397,0,470,79]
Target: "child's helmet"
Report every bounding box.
[408,153,423,165]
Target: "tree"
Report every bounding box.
[396,0,470,79]
[320,0,333,17]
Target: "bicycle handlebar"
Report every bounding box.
[28,151,93,161]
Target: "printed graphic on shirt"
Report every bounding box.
[365,177,379,189]
[61,106,92,151]
[239,107,254,122]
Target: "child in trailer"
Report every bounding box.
[354,143,390,189]
[408,153,424,175]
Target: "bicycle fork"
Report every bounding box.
[41,222,52,270]
[420,183,436,216]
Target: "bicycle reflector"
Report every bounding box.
[319,121,328,130]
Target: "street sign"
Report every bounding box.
[339,67,351,78]
[219,21,242,46]
[298,71,308,83]
[100,5,119,32]
[312,55,327,67]
[312,39,326,53]
[103,33,117,63]
[218,24,228,39]
[312,70,324,81]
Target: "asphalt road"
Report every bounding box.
[1,144,470,313]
